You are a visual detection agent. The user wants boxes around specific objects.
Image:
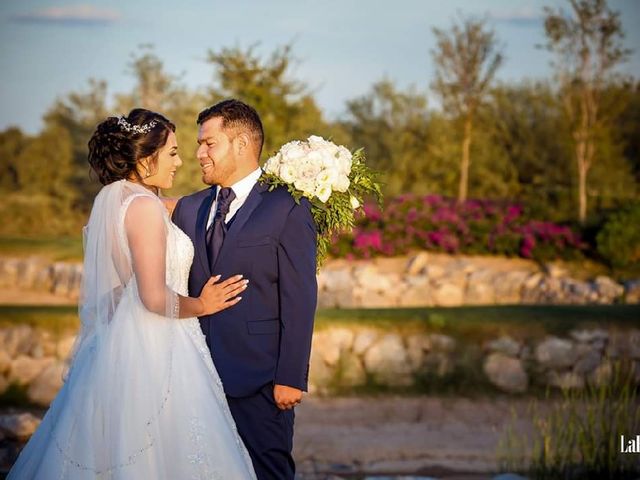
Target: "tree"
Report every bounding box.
[45,79,109,212]
[206,44,326,160]
[542,0,631,223]
[342,79,431,196]
[0,127,29,191]
[488,82,575,220]
[116,45,180,113]
[431,16,504,203]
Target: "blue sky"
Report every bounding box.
[1,0,638,134]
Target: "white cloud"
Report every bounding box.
[489,6,543,25]
[12,4,121,26]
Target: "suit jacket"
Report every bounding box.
[172,181,318,398]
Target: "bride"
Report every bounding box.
[8,109,257,479]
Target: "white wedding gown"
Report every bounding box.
[8,180,256,479]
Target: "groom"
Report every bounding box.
[172,99,317,479]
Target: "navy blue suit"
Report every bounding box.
[172,180,317,479]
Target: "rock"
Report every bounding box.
[483,352,528,393]
[7,355,54,385]
[359,289,397,308]
[464,274,496,305]
[0,349,11,374]
[398,283,431,307]
[593,275,624,300]
[353,265,391,292]
[547,370,584,389]
[0,413,41,440]
[628,329,640,360]
[3,325,35,358]
[353,329,379,356]
[485,336,521,357]
[545,263,567,278]
[322,268,353,293]
[535,337,576,369]
[423,351,454,377]
[570,328,609,344]
[423,264,446,280]
[27,361,65,406]
[606,329,640,359]
[431,282,464,307]
[333,287,361,308]
[561,278,594,302]
[363,334,413,386]
[311,332,338,367]
[428,333,456,352]
[624,280,640,303]
[493,271,529,304]
[308,351,335,395]
[0,375,8,395]
[57,335,77,359]
[523,272,544,290]
[39,330,58,357]
[588,360,612,386]
[337,351,367,387]
[406,334,432,370]
[573,349,602,375]
[406,252,430,275]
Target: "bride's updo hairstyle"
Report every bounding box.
[88,108,176,185]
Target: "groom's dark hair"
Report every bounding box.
[197,99,264,157]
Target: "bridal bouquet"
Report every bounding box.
[260,135,382,267]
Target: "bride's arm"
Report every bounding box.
[125,196,246,318]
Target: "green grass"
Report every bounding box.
[0,305,79,332]
[0,236,83,261]
[1,304,638,336]
[316,304,640,341]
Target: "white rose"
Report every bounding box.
[337,146,353,174]
[263,156,280,175]
[315,183,332,203]
[316,168,337,187]
[332,174,350,192]
[298,159,322,181]
[306,150,323,166]
[282,143,306,161]
[294,177,316,195]
[320,149,338,169]
[350,196,361,209]
[280,164,297,183]
[308,135,326,146]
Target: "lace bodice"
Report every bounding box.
[166,221,195,297]
[118,190,194,299]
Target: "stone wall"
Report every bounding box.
[0,257,82,299]
[309,325,640,395]
[1,323,638,406]
[2,253,639,307]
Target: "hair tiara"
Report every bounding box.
[117,115,158,135]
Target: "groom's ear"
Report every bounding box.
[235,132,250,155]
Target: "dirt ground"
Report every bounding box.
[292,394,536,478]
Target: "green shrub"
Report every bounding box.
[597,203,640,269]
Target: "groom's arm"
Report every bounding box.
[274,199,318,394]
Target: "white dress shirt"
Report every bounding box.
[206,167,262,229]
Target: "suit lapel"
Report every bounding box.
[212,181,268,272]
[195,186,217,277]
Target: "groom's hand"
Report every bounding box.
[273,384,302,410]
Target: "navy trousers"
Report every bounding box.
[227,383,295,480]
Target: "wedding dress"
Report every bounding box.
[8,180,256,480]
